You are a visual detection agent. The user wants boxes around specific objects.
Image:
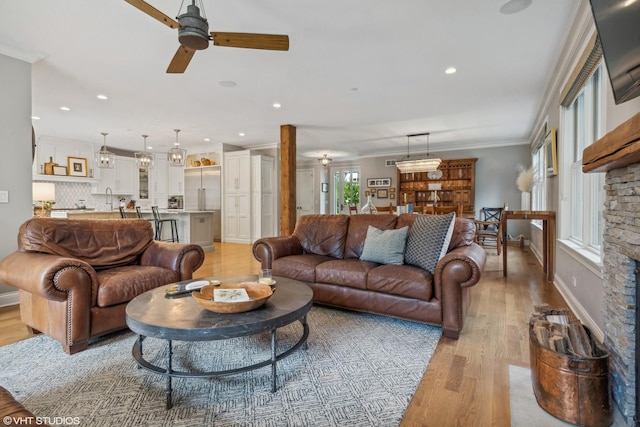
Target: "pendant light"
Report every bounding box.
[95,132,116,169]
[135,134,154,171]
[395,133,441,173]
[168,129,187,167]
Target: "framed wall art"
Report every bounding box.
[68,157,88,177]
[367,178,391,188]
[545,128,558,177]
[53,166,67,176]
[377,189,389,198]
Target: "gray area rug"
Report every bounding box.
[509,365,625,427]
[0,306,440,427]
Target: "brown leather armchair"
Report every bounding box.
[0,218,205,354]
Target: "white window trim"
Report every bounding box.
[558,63,605,265]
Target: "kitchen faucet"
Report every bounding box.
[105,187,113,211]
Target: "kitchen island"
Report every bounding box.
[52,209,218,252]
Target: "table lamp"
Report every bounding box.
[32,182,55,217]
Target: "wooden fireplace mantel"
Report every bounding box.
[583,112,640,173]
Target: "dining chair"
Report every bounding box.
[474,206,505,255]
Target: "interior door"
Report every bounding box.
[331,168,360,214]
[296,169,315,219]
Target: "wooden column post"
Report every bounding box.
[280,124,296,236]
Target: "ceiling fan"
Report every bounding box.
[125,0,289,73]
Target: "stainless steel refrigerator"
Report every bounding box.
[184,167,221,211]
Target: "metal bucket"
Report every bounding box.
[529,323,612,427]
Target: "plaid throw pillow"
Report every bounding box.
[404,212,456,274]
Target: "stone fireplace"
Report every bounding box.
[583,113,640,425]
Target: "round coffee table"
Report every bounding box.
[125,275,313,409]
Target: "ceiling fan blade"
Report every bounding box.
[124,0,179,29]
[167,46,196,73]
[210,32,289,51]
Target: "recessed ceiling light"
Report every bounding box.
[272,103,281,109]
[499,0,532,14]
[204,138,210,142]
[218,80,237,87]
[350,87,358,91]
[238,132,245,137]
[445,67,457,74]
[60,106,70,111]
[31,116,40,120]
[97,94,108,100]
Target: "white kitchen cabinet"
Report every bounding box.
[154,156,169,195]
[252,155,274,241]
[92,156,137,195]
[168,164,184,194]
[223,150,251,243]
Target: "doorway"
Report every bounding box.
[331,167,360,214]
[296,168,315,219]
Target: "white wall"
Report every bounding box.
[0,54,32,304]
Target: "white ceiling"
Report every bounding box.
[0,0,579,162]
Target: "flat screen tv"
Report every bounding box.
[588,0,640,104]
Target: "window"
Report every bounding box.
[562,63,604,253]
[531,135,546,212]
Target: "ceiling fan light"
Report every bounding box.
[178,4,210,50]
[95,132,115,169]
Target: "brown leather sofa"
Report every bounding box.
[253,214,486,339]
[0,218,205,354]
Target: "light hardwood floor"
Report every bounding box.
[0,242,566,426]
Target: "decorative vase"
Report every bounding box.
[521,191,531,211]
[361,195,377,214]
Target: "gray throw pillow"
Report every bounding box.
[360,226,409,265]
[404,212,456,274]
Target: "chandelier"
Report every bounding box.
[168,129,187,167]
[318,153,332,166]
[95,132,116,169]
[395,132,441,173]
[135,134,154,171]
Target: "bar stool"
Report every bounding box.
[119,206,127,218]
[151,206,179,243]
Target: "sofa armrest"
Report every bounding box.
[0,251,97,303]
[433,243,487,338]
[252,236,303,269]
[140,242,205,281]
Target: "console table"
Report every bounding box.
[501,210,555,282]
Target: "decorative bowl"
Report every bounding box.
[192,282,273,314]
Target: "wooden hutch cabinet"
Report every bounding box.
[397,158,477,215]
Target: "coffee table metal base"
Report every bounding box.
[131,315,309,409]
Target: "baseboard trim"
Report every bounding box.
[0,291,19,308]
[553,275,604,343]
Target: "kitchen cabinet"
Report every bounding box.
[168,164,184,194]
[189,213,214,250]
[252,155,275,240]
[223,150,251,243]
[397,158,477,215]
[92,156,138,195]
